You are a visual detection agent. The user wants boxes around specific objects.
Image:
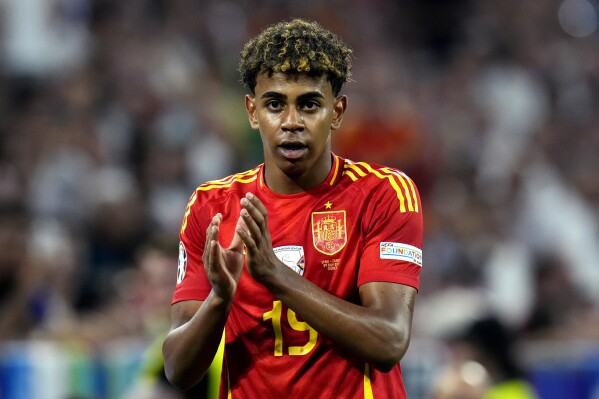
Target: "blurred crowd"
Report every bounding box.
[0,0,598,397]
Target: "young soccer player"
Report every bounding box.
[163,18,423,398]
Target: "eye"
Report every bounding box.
[266,100,282,111]
[301,101,320,111]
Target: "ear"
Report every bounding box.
[245,95,259,130]
[331,95,347,130]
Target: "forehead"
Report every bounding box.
[254,72,334,98]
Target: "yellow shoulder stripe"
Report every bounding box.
[198,168,260,191]
[199,174,257,191]
[343,161,419,213]
[180,168,260,234]
[381,167,419,213]
[342,169,359,182]
[344,162,368,177]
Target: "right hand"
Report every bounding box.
[202,213,245,302]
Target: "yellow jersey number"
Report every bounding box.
[263,300,317,356]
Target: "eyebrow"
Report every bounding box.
[260,91,325,102]
[261,91,286,101]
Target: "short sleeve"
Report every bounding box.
[358,173,423,290]
[172,191,212,304]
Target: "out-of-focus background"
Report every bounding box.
[0,0,598,398]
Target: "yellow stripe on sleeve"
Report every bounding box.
[404,173,419,213]
[343,161,420,214]
[382,168,418,212]
[180,192,198,234]
[353,162,407,213]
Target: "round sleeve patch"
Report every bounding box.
[177,241,188,284]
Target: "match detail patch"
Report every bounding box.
[380,242,422,267]
[274,245,305,276]
[177,241,187,284]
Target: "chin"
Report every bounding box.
[281,160,306,176]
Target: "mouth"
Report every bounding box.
[278,141,308,160]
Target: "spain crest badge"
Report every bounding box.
[311,210,347,255]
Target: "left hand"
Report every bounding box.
[235,192,281,282]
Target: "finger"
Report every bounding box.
[208,228,235,287]
[236,221,257,254]
[207,238,233,298]
[205,214,220,248]
[205,225,220,272]
[240,207,263,243]
[240,197,266,235]
[204,219,212,251]
[204,213,222,247]
[203,224,213,265]
[203,213,222,267]
[208,237,219,269]
[228,216,247,252]
[246,193,268,222]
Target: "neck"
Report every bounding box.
[264,154,333,195]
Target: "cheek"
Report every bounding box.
[315,115,335,134]
[258,112,282,130]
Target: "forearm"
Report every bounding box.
[238,193,416,370]
[262,265,414,371]
[162,292,230,389]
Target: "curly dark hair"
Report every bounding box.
[239,19,353,96]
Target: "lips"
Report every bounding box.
[278,141,308,160]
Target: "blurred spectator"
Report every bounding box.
[521,253,599,340]
[0,202,37,339]
[33,236,177,345]
[0,0,597,397]
[1,0,90,78]
[431,316,539,399]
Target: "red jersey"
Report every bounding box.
[173,153,423,399]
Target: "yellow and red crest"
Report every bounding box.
[311,210,347,255]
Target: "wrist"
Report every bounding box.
[257,259,293,294]
[207,289,234,312]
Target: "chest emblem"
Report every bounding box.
[312,210,347,255]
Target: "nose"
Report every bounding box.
[281,107,304,132]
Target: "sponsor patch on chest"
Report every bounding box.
[274,245,305,276]
[379,242,422,267]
